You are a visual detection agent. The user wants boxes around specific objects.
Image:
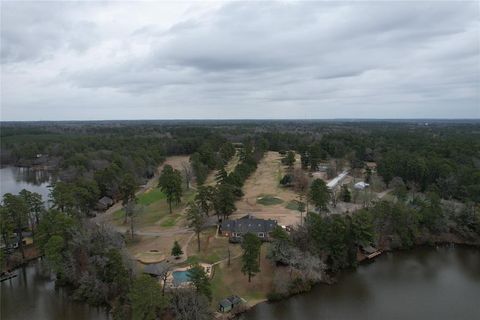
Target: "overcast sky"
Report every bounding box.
[1,0,479,120]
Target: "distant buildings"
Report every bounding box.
[220,214,278,242]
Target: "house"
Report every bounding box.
[143,262,168,278]
[218,295,245,313]
[96,196,114,211]
[220,214,278,242]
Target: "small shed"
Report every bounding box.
[96,196,114,211]
[218,295,244,313]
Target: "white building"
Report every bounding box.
[354,181,369,190]
[326,170,349,189]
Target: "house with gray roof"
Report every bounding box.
[96,196,114,211]
[218,295,246,313]
[220,214,278,242]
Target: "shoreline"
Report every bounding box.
[233,237,480,318]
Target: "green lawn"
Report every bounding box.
[112,189,195,228]
[257,195,284,206]
[160,214,181,227]
[137,188,166,205]
[285,200,302,211]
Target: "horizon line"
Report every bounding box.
[1,118,479,123]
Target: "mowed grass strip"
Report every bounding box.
[285,200,302,211]
[256,194,284,206]
[137,188,166,205]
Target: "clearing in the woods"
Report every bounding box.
[232,151,302,226]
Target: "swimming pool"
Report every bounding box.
[172,270,191,286]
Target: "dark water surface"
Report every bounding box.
[1,260,109,320]
[0,166,53,201]
[1,166,109,320]
[242,246,480,320]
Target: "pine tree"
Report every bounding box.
[241,233,261,282]
[158,165,183,213]
[171,240,183,259]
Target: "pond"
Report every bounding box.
[241,246,480,320]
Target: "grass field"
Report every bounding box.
[186,227,242,265]
[137,188,166,205]
[285,200,302,211]
[112,189,195,228]
[210,244,274,305]
[257,195,284,206]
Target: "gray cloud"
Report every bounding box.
[1,1,479,120]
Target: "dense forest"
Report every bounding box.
[1,120,479,318]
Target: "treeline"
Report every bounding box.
[1,124,240,215]
[194,137,268,222]
[267,194,480,299]
[189,140,236,185]
[264,124,480,203]
[3,121,479,205]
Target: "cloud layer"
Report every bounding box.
[1,1,479,120]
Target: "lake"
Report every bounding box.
[1,260,110,320]
[242,246,480,320]
[0,166,53,202]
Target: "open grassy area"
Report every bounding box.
[210,244,274,306]
[285,200,302,211]
[159,213,181,227]
[137,188,166,205]
[112,189,195,228]
[186,227,242,265]
[257,194,284,206]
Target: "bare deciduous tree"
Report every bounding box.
[170,288,212,320]
[293,168,310,214]
[181,161,193,190]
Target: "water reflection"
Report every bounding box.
[1,260,109,320]
[242,247,480,320]
[0,166,54,202]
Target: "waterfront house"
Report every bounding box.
[218,295,245,313]
[220,214,277,242]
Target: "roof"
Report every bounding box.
[219,295,243,308]
[227,295,242,305]
[354,182,369,189]
[361,245,377,254]
[98,196,113,206]
[221,215,277,234]
[219,299,232,308]
[143,262,169,276]
[326,170,349,189]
